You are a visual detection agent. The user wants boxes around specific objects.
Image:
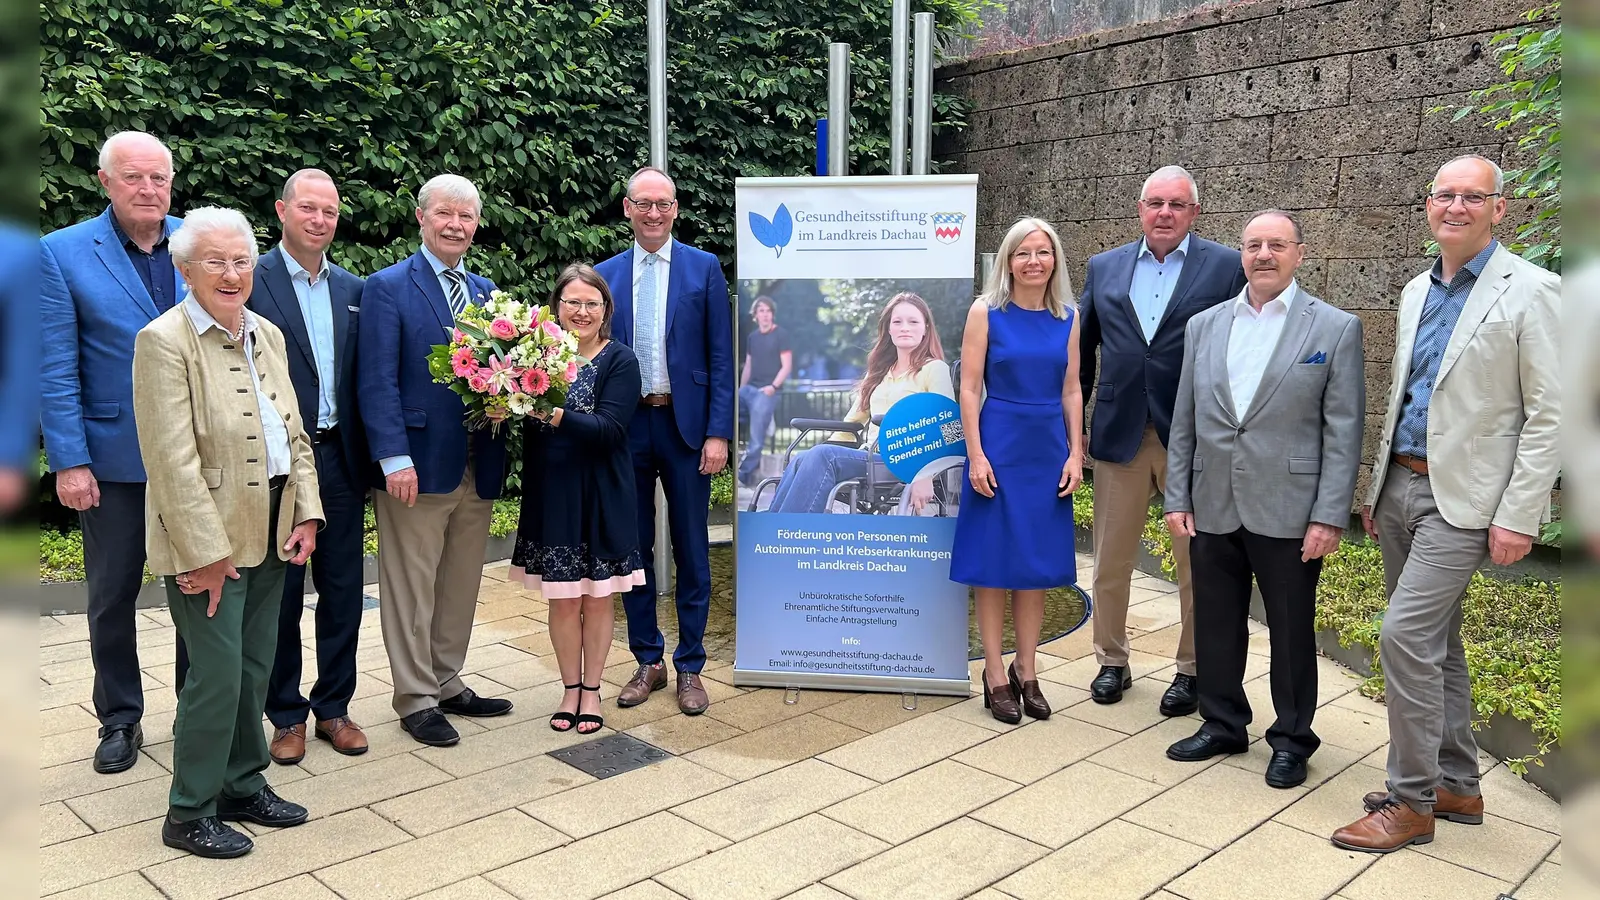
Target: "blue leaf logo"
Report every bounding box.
[748,204,794,257]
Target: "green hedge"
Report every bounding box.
[42,0,984,293]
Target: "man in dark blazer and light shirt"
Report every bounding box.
[1077,165,1247,715]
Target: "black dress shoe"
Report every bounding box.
[1159,673,1199,717]
[439,687,514,718]
[162,814,253,859]
[218,785,308,827]
[1089,666,1132,704]
[1265,750,1308,789]
[93,723,143,774]
[1166,730,1249,762]
[401,708,461,746]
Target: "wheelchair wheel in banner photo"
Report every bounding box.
[965,584,1092,661]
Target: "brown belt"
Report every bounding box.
[1392,453,1429,476]
[640,393,672,407]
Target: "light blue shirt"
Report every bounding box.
[380,243,476,478]
[280,244,337,430]
[181,297,291,478]
[631,239,673,394]
[1129,233,1190,342]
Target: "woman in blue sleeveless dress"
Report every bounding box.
[951,217,1084,725]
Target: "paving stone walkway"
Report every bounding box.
[38,554,1563,900]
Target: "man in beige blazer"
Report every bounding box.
[1333,155,1560,853]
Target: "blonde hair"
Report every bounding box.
[979,217,1073,318]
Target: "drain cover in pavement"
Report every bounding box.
[548,733,671,779]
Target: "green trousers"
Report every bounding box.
[166,487,288,822]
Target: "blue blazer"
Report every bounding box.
[1078,235,1246,465]
[357,251,507,499]
[248,246,371,484]
[41,207,187,482]
[596,240,734,449]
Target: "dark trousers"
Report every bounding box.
[1192,527,1323,758]
[623,404,712,673]
[266,441,365,727]
[82,481,150,730]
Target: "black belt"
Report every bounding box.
[313,425,340,445]
[269,474,288,489]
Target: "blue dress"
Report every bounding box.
[950,304,1078,589]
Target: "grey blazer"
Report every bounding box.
[1165,288,1365,539]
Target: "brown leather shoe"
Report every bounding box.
[314,716,369,756]
[1332,798,1435,853]
[676,672,710,715]
[1362,787,1484,824]
[269,723,306,765]
[617,663,667,708]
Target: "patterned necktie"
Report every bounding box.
[443,269,468,320]
[636,252,659,391]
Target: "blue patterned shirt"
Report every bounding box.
[1393,241,1499,458]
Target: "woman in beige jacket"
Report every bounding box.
[132,207,323,859]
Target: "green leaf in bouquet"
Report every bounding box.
[455,319,490,343]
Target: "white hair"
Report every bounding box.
[1140,165,1200,204]
[169,207,258,265]
[98,131,172,175]
[418,174,482,215]
[980,217,1074,319]
[1435,153,1505,194]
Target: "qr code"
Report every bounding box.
[940,420,965,446]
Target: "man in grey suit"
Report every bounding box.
[1162,210,1365,789]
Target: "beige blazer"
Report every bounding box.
[1366,244,1560,536]
[132,301,323,575]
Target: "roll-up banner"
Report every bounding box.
[732,175,978,696]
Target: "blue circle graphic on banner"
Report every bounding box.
[877,392,966,484]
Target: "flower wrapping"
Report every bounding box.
[426,289,586,434]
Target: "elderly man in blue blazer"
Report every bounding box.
[1078,165,1246,715]
[248,169,371,763]
[41,131,187,775]
[358,174,512,748]
[596,166,734,716]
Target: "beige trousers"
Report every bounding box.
[1091,426,1195,675]
[373,463,493,717]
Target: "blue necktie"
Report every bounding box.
[636,253,659,392]
[444,270,467,320]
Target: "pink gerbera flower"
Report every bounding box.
[522,367,551,396]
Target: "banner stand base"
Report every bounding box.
[732,667,971,698]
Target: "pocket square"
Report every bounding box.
[1302,351,1326,364]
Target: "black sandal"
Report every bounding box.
[549,683,582,732]
[576,683,605,734]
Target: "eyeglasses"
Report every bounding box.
[1427,191,1501,208]
[1242,240,1303,255]
[1011,249,1055,262]
[627,198,676,213]
[560,299,605,313]
[1141,199,1194,212]
[197,257,256,275]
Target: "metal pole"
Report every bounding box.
[979,252,997,290]
[647,0,672,594]
[911,12,935,175]
[828,43,851,177]
[890,0,910,175]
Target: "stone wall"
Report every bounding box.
[936,0,1551,494]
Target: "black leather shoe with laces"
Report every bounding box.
[218,786,308,827]
[162,815,253,859]
[1159,673,1199,717]
[1089,666,1132,704]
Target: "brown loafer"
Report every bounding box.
[1332,798,1435,853]
[1361,786,1484,824]
[676,672,710,716]
[269,723,306,765]
[315,716,369,756]
[618,663,668,708]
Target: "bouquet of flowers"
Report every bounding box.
[426,290,585,434]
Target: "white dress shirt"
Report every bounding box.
[1226,279,1300,417]
[182,296,292,477]
[632,239,672,394]
[280,244,338,429]
[1128,233,1190,342]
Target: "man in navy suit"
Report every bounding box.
[41,132,187,774]
[596,166,734,716]
[1078,165,1246,715]
[249,169,371,763]
[359,174,512,747]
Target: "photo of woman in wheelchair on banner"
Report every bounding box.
[748,290,964,517]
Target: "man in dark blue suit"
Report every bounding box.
[249,169,371,763]
[41,132,187,774]
[1078,165,1246,714]
[596,166,734,715]
[358,174,512,747]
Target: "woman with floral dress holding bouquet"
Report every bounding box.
[508,264,643,734]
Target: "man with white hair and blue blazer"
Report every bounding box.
[41,131,186,775]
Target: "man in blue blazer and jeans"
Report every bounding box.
[359,174,512,747]
[1078,165,1246,715]
[41,131,187,774]
[597,166,734,716]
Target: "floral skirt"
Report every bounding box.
[510,539,645,600]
